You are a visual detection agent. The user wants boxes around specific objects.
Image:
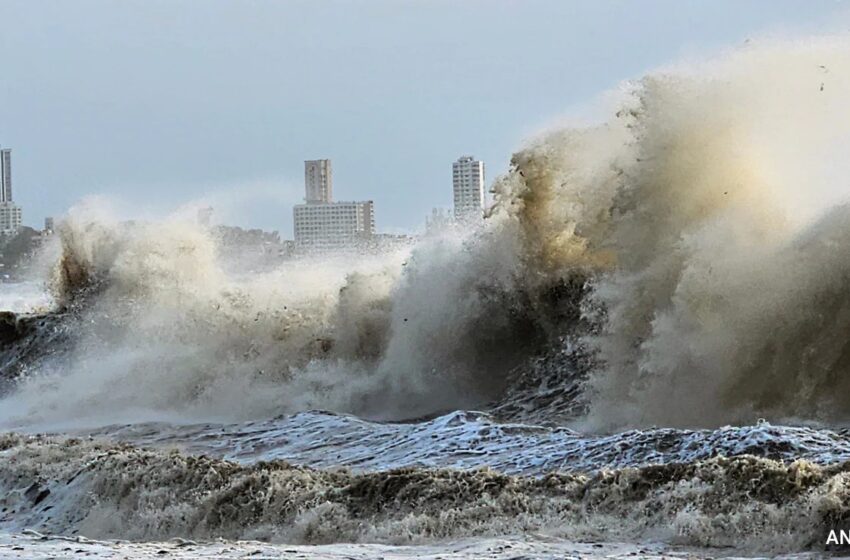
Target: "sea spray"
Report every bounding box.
[5,39,850,431]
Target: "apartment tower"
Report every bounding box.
[452,155,484,219]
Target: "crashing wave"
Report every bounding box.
[5,39,850,431]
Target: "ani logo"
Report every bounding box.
[827,530,850,546]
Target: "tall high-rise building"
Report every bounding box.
[304,159,333,203]
[0,147,21,236]
[1,148,11,203]
[452,155,485,219]
[293,159,375,249]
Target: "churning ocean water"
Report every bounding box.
[4,39,850,559]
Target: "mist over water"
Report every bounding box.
[2,209,539,428]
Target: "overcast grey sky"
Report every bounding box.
[1,0,847,235]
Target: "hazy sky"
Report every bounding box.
[1,0,847,235]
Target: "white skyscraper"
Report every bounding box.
[294,159,375,249]
[304,159,333,203]
[0,148,21,236]
[452,155,485,219]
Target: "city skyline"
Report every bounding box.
[0,142,475,240]
[2,1,848,234]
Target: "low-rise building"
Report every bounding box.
[293,200,375,248]
[0,203,21,236]
[293,159,375,250]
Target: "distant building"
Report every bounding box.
[44,217,55,234]
[197,207,214,227]
[0,149,11,203]
[0,148,21,236]
[0,205,21,236]
[293,159,375,249]
[294,201,375,248]
[304,159,333,203]
[452,155,485,219]
[425,208,453,233]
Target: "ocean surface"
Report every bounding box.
[5,39,850,558]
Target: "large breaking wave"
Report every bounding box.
[5,38,850,433]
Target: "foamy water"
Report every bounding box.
[4,38,850,557]
[62,412,850,474]
[0,533,761,560]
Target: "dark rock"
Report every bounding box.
[24,482,51,505]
